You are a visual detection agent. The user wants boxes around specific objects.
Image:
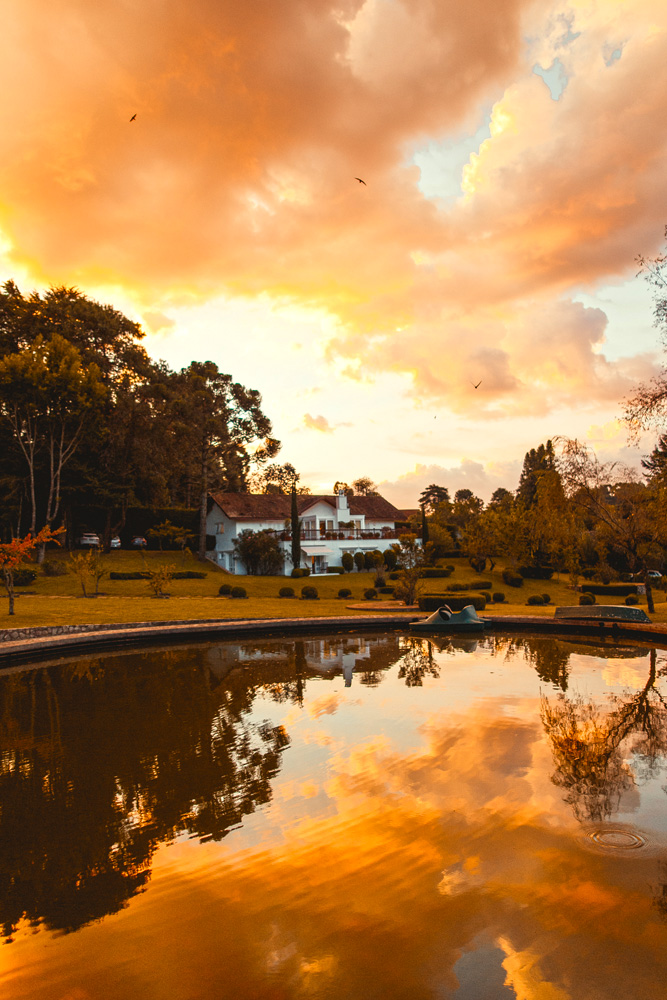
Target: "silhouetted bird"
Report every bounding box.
[354,177,366,185]
[470,379,482,389]
[130,114,137,121]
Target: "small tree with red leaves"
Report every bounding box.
[0,526,62,616]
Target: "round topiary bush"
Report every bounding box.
[579,593,595,605]
[279,586,295,598]
[291,567,305,578]
[527,594,545,605]
[492,592,505,603]
[502,569,524,587]
[481,591,491,603]
[364,588,378,600]
[541,593,551,604]
[342,552,354,573]
[338,588,352,599]
[625,594,639,605]
[230,586,247,599]
[218,584,232,595]
[301,585,318,600]
[302,566,311,576]
[389,572,400,580]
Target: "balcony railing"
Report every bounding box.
[279,528,399,542]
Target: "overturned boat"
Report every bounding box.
[410,604,486,634]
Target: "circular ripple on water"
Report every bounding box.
[580,823,652,855]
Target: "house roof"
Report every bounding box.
[209,492,403,522]
[397,508,420,520]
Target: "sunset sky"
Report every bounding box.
[1,0,666,505]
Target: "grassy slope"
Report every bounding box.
[5,549,667,628]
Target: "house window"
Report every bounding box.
[215,522,225,534]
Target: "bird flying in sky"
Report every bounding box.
[129,113,137,121]
[354,177,366,185]
[470,379,482,389]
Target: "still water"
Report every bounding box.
[1,631,667,999]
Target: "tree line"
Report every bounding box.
[0,282,279,559]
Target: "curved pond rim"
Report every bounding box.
[1,612,667,669]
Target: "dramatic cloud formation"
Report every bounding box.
[1,0,666,468]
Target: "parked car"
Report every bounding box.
[131,536,147,548]
[77,533,100,547]
[110,536,121,549]
[647,570,663,580]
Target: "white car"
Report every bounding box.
[110,536,121,549]
[77,533,100,547]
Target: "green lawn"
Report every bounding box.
[4,550,667,628]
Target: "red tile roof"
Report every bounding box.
[209,493,402,521]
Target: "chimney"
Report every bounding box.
[336,489,349,518]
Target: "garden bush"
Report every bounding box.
[218,584,232,595]
[526,595,545,605]
[542,594,551,604]
[446,565,455,573]
[420,568,453,578]
[291,567,306,578]
[492,592,505,603]
[518,566,554,580]
[172,571,207,579]
[389,572,401,580]
[419,594,486,612]
[481,592,491,603]
[502,569,524,587]
[579,593,595,605]
[383,549,397,570]
[364,588,378,600]
[279,586,295,598]
[625,594,640,605]
[111,571,149,580]
[446,580,492,592]
[326,566,345,574]
[338,588,352,599]
[230,586,247,598]
[378,586,395,594]
[374,574,386,588]
[354,552,365,572]
[301,585,319,600]
[13,569,37,587]
[342,552,354,573]
[42,559,69,577]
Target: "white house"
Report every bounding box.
[206,491,406,575]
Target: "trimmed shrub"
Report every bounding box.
[383,549,398,571]
[446,580,492,592]
[374,574,386,588]
[579,593,595,605]
[342,552,354,573]
[230,586,247,598]
[218,583,233,595]
[492,592,505,603]
[518,566,554,580]
[420,568,454,578]
[338,588,352,599]
[419,593,486,612]
[302,566,311,576]
[354,552,365,572]
[481,592,491,603]
[389,572,401,580]
[502,569,524,587]
[172,571,207,579]
[13,569,37,587]
[625,594,640,605]
[541,593,551,604]
[527,595,545,605]
[445,565,455,573]
[279,586,295,598]
[327,566,345,574]
[301,585,319,600]
[364,588,378,600]
[378,586,395,594]
[42,559,69,577]
[581,584,638,596]
[111,571,149,580]
[291,567,305,578]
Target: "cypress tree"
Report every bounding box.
[421,504,429,545]
[291,485,301,570]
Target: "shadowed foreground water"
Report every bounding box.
[1,631,667,999]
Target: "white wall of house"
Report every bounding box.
[206,494,401,576]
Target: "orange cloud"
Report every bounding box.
[1,0,666,418]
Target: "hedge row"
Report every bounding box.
[580,584,638,596]
[419,594,486,612]
[110,570,207,580]
[518,566,554,580]
[445,580,492,592]
[420,568,454,578]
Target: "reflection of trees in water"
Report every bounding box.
[493,635,571,691]
[541,649,667,823]
[398,639,441,687]
[0,648,290,940]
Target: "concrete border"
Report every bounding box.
[2,612,667,669]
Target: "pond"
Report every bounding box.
[1,631,667,999]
